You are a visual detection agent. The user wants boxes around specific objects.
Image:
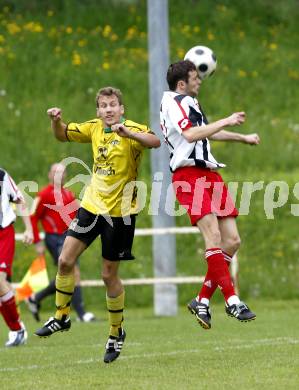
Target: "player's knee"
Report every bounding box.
[58,254,74,274]
[102,265,118,286]
[226,235,241,254]
[102,269,113,286]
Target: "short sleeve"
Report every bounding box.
[4,173,24,203]
[167,95,193,134]
[65,120,95,143]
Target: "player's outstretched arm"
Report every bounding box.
[47,107,68,142]
[111,123,161,148]
[182,112,246,143]
[209,130,260,145]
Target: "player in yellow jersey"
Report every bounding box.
[35,87,160,363]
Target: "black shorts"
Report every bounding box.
[66,207,136,261]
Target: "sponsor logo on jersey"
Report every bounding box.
[94,166,116,176]
[178,118,191,130]
[96,147,108,162]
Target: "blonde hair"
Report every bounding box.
[95,87,123,108]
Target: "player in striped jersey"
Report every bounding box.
[0,168,33,346]
[160,60,260,329]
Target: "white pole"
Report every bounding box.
[147,0,177,316]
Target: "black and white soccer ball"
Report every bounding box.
[184,45,217,80]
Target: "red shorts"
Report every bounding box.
[0,224,15,277]
[172,166,238,225]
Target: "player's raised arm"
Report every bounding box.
[182,112,246,143]
[47,107,68,142]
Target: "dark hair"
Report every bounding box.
[166,60,197,91]
[96,86,123,108]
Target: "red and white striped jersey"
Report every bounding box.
[160,91,225,172]
[0,168,24,228]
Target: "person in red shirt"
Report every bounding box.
[27,163,95,322]
[0,167,33,347]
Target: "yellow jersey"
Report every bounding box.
[66,118,151,216]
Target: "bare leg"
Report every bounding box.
[218,217,241,292]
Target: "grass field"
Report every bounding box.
[1,2,298,386]
[1,300,298,389]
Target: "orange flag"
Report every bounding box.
[15,256,49,301]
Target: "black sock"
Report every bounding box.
[35,280,56,303]
[72,286,85,318]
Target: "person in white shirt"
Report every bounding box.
[160,60,259,329]
[0,168,33,346]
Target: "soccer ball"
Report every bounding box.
[184,45,217,80]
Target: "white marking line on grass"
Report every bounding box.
[1,337,298,372]
[1,341,142,353]
[120,337,299,360]
[214,337,299,352]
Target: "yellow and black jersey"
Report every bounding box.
[66,118,151,216]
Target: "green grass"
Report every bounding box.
[1,300,299,389]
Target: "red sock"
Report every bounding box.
[198,251,232,301]
[0,291,21,331]
[198,248,235,302]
